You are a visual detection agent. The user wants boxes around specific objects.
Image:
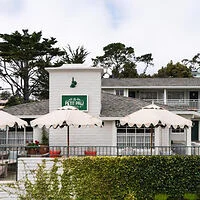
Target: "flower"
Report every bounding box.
[26,140,40,147]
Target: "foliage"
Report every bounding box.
[183,193,198,200]
[120,62,138,78]
[154,194,168,200]
[63,45,89,64]
[41,127,49,145]
[5,95,23,106]
[0,91,11,100]
[2,159,73,200]
[182,53,200,73]
[153,60,192,78]
[92,42,153,78]
[0,29,65,102]
[32,66,49,100]
[26,140,39,147]
[3,156,200,200]
[136,53,154,75]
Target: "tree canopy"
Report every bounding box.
[182,53,200,72]
[153,61,192,78]
[63,45,89,64]
[1,29,196,106]
[92,42,153,78]
[0,30,90,102]
[0,29,65,102]
[0,91,11,100]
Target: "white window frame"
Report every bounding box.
[115,89,124,96]
[117,126,154,147]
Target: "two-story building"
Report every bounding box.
[102,78,200,142]
[2,65,200,154]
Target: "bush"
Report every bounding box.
[183,193,198,200]
[2,156,200,200]
[155,194,168,200]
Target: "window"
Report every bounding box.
[117,125,154,147]
[139,91,157,99]
[0,130,6,144]
[128,90,136,98]
[167,91,184,99]
[115,89,124,96]
[0,126,33,145]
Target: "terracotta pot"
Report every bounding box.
[49,150,61,158]
[84,151,97,156]
[39,145,49,155]
[27,148,38,155]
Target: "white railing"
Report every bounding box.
[142,99,200,111]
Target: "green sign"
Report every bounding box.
[62,95,88,111]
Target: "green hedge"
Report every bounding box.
[5,156,200,199]
[66,156,200,200]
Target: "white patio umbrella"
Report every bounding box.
[30,106,103,156]
[0,110,28,129]
[120,104,192,128]
[120,104,192,152]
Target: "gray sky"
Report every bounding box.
[0,0,199,75]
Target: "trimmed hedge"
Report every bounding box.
[5,156,200,199]
[66,156,200,200]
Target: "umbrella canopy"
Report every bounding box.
[0,110,28,129]
[31,106,102,128]
[30,106,103,156]
[120,104,192,128]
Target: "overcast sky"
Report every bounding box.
[0,0,200,75]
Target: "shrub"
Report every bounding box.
[1,159,73,200]
[155,194,168,200]
[2,156,200,200]
[183,193,198,200]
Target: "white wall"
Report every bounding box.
[49,121,114,147]
[47,65,114,147]
[47,65,102,116]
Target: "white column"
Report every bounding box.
[6,126,8,145]
[112,121,118,156]
[198,121,200,141]
[186,128,191,155]
[155,127,161,155]
[24,127,26,145]
[164,89,167,104]
[15,126,17,144]
[124,89,128,97]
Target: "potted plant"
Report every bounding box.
[84,147,97,156]
[26,140,40,155]
[49,148,61,158]
[39,127,49,155]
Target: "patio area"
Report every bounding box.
[0,144,199,182]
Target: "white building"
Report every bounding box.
[3,64,200,154]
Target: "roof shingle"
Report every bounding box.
[3,100,49,116]
[102,78,200,87]
[3,93,173,118]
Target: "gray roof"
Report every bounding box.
[3,100,49,116]
[100,92,151,117]
[102,78,200,87]
[3,93,173,118]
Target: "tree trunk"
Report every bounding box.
[23,61,30,103]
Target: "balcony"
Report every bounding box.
[143,99,200,111]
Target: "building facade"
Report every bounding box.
[2,65,200,152]
[102,78,200,143]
